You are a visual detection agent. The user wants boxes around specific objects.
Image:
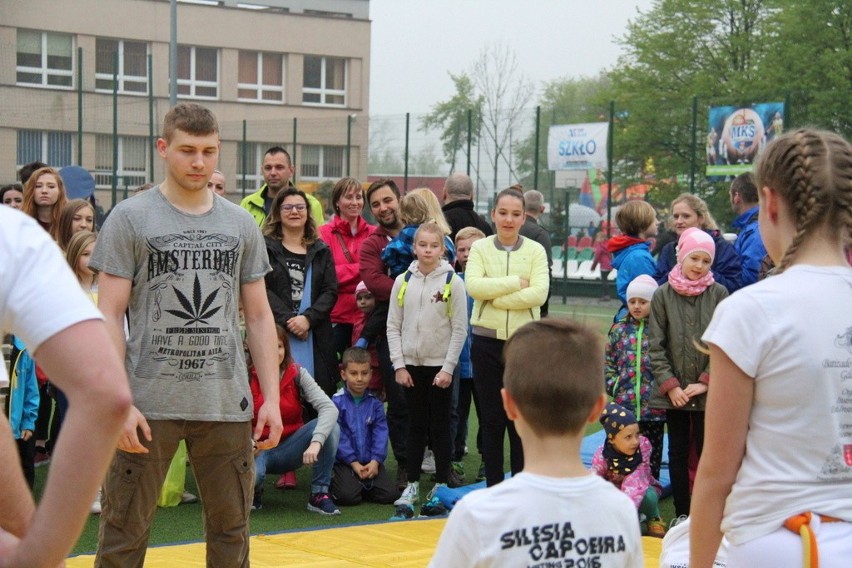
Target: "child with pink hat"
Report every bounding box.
[647,226,729,521]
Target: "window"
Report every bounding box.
[177,46,218,99]
[94,135,149,189]
[236,142,277,192]
[17,130,73,167]
[96,39,148,94]
[300,145,344,179]
[16,30,73,88]
[302,56,346,106]
[238,51,284,103]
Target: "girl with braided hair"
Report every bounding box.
[691,129,852,568]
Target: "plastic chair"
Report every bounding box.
[577,248,595,262]
[567,235,577,247]
[564,246,578,260]
[566,260,580,278]
[551,245,563,261]
[577,236,592,249]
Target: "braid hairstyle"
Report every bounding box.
[754,128,852,272]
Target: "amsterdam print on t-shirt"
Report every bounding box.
[90,188,271,421]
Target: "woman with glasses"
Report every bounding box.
[263,188,339,397]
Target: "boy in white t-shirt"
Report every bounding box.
[429,319,643,568]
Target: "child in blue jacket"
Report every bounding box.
[330,348,400,506]
[7,336,39,489]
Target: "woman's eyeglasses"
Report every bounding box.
[281,204,307,212]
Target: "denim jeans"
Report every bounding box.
[254,419,340,494]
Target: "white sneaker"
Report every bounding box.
[421,449,436,474]
[91,489,102,515]
[669,515,688,529]
[394,481,419,506]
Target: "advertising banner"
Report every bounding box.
[548,123,609,170]
[706,102,785,176]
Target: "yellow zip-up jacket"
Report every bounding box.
[466,235,549,340]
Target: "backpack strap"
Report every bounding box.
[397,269,456,318]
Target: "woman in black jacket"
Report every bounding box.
[263,188,338,396]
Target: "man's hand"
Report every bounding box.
[117,405,152,453]
[286,315,310,339]
[254,400,283,450]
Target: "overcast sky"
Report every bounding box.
[369,0,656,117]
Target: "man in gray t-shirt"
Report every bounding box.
[90,103,283,568]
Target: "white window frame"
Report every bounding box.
[95,39,149,95]
[16,130,74,168]
[237,51,285,104]
[302,56,347,108]
[299,145,345,180]
[16,30,74,89]
[93,135,150,190]
[177,46,219,100]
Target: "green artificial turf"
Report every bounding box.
[28,302,674,556]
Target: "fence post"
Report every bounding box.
[292,117,298,182]
[241,120,247,198]
[112,52,119,208]
[77,47,83,165]
[690,95,697,194]
[466,109,472,177]
[346,114,353,176]
[606,100,614,238]
[404,112,410,192]
[148,53,155,181]
[533,106,541,190]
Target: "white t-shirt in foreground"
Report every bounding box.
[429,471,643,568]
[0,207,103,385]
[703,264,852,545]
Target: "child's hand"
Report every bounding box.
[303,441,321,465]
[20,430,32,442]
[395,368,413,388]
[683,383,708,398]
[518,277,530,289]
[667,386,689,408]
[364,460,380,479]
[433,371,453,389]
[351,462,368,479]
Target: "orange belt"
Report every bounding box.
[783,512,843,568]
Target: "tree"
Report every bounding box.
[471,42,535,192]
[420,73,483,170]
[609,0,774,192]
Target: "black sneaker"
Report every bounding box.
[419,496,448,517]
[307,492,340,516]
[251,491,262,511]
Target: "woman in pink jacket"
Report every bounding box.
[319,177,375,359]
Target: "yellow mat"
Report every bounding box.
[67,520,662,567]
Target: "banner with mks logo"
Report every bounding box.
[706,102,785,177]
[548,122,609,170]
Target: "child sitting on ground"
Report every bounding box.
[330,347,400,506]
[430,319,643,567]
[606,274,666,481]
[592,402,666,538]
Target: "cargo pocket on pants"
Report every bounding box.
[104,452,147,528]
[231,448,254,518]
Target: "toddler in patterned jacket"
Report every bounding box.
[592,402,666,538]
[605,274,665,479]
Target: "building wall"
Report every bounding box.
[0,0,371,207]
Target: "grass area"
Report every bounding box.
[31,300,672,556]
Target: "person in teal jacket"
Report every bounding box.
[7,336,39,489]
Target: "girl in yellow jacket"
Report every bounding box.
[465,187,549,487]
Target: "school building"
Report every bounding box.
[0,0,371,205]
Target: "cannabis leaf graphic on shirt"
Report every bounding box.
[165,274,221,326]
